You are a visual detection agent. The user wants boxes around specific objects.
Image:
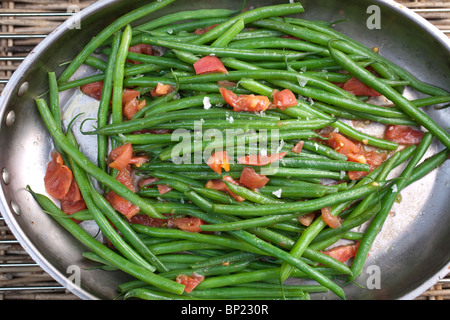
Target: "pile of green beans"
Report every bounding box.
[29,0,449,301]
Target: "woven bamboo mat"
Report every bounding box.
[0,0,449,300]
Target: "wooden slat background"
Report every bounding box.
[0,0,449,300]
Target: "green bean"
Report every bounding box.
[279,157,370,172]
[228,36,330,56]
[143,36,321,62]
[349,133,434,281]
[132,224,266,255]
[258,186,328,199]
[83,56,108,72]
[151,17,229,35]
[190,251,261,268]
[151,118,333,131]
[144,93,224,117]
[147,240,227,256]
[35,98,164,218]
[97,32,120,176]
[47,71,67,162]
[224,180,283,205]
[58,0,176,83]
[111,25,132,127]
[27,187,185,295]
[189,187,244,205]
[186,286,310,299]
[328,42,450,149]
[191,3,305,45]
[211,18,244,47]
[124,288,198,300]
[200,212,307,232]
[132,8,238,37]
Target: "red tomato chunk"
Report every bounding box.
[193,56,228,75]
[385,125,424,145]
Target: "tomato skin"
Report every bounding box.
[173,217,206,233]
[239,166,269,189]
[219,87,271,112]
[297,212,316,227]
[128,214,173,228]
[116,165,136,192]
[321,206,342,229]
[237,152,287,166]
[108,143,133,171]
[157,184,173,195]
[127,44,153,64]
[328,132,366,164]
[80,81,104,100]
[44,152,73,200]
[176,273,205,293]
[106,191,140,219]
[206,151,231,175]
[385,125,424,145]
[194,56,228,75]
[150,83,175,97]
[342,77,381,97]
[194,24,218,35]
[291,140,304,154]
[322,242,360,263]
[272,89,298,110]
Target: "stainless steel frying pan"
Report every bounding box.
[0,0,448,300]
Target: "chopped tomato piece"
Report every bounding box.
[237,152,287,166]
[129,156,149,168]
[80,81,104,101]
[239,166,269,189]
[207,151,231,175]
[138,177,160,189]
[194,24,219,35]
[128,214,173,228]
[176,273,205,293]
[342,77,381,97]
[44,152,73,199]
[205,179,245,203]
[217,80,236,88]
[322,242,360,263]
[108,143,133,171]
[115,165,136,193]
[385,125,424,145]
[122,89,140,105]
[173,217,206,233]
[157,184,173,195]
[328,132,366,164]
[219,87,271,112]
[272,89,298,110]
[150,83,175,97]
[348,150,386,180]
[60,180,82,202]
[127,44,153,64]
[193,56,228,75]
[291,141,304,154]
[321,206,342,229]
[60,199,86,223]
[123,98,146,120]
[298,212,316,227]
[106,191,140,219]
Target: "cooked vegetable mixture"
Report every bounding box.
[29,0,449,300]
